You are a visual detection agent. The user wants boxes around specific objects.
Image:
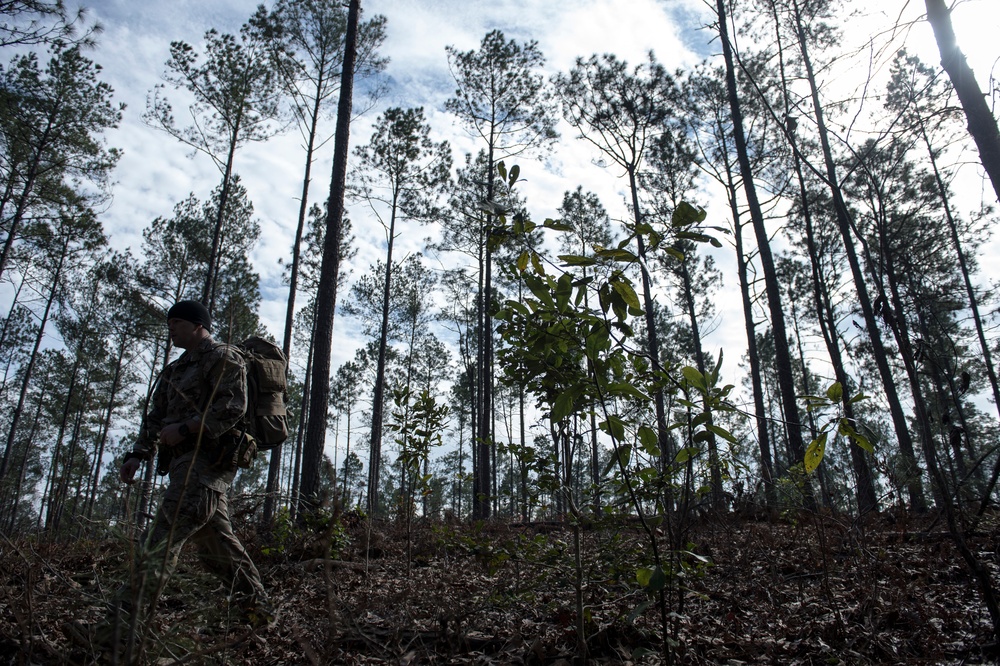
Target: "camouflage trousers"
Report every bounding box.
[130,465,267,613]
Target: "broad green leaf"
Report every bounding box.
[552,389,575,422]
[597,248,639,262]
[627,600,652,624]
[705,423,738,444]
[557,254,596,267]
[826,382,844,403]
[543,217,573,231]
[530,251,545,276]
[676,231,716,244]
[607,382,650,401]
[516,250,530,272]
[612,280,642,309]
[508,164,520,186]
[852,431,874,454]
[693,430,712,444]
[603,414,626,441]
[682,366,707,391]
[636,566,655,588]
[672,201,708,227]
[804,431,827,474]
[603,444,632,474]
[585,328,609,360]
[555,272,573,310]
[637,565,666,592]
[637,466,659,482]
[638,425,659,454]
[506,300,530,317]
[838,419,874,453]
[675,446,700,463]
[497,160,507,182]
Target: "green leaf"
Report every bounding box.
[530,251,545,276]
[552,389,576,422]
[826,382,844,403]
[636,566,654,588]
[607,382,650,401]
[804,431,827,474]
[693,430,712,444]
[505,300,530,317]
[543,218,573,231]
[637,425,660,455]
[705,423,738,444]
[596,248,638,262]
[557,254,597,267]
[516,250,530,272]
[585,328,609,360]
[497,160,507,182]
[603,444,632,474]
[508,164,520,186]
[675,231,717,245]
[612,280,642,310]
[675,446,700,463]
[603,415,626,441]
[664,246,685,261]
[672,201,708,226]
[852,431,874,454]
[555,272,573,310]
[682,366,707,391]
[838,419,875,453]
[627,600,652,624]
[637,565,666,592]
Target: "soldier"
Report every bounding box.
[68,300,272,654]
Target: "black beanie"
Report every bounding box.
[167,300,212,332]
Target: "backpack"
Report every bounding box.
[234,336,289,451]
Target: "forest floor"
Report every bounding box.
[2,507,1000,665]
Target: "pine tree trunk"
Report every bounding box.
[265,75,328,527]
[300,0,359,513]
[788,0,924,510]
[924,0,1000,203]
[0,236,67,483]
[366,207,398,517]
[716,0,811,504]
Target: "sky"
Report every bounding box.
[38,0,1000,458]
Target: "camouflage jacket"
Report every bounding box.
[132,336,246,488]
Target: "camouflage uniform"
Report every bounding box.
[128,336,267,613]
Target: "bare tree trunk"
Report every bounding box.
[0,237,66,482]
[299,0,359,513]
[4,372,46,532]
[924,0,1000,203]
[366,205,398,517]
[716,0,810,504]
[265,73,328,527]
[787,0,923,510]
[712,115,776,507]
[84,335,127,523]
[762,0,876,514]
[676,249,724,508]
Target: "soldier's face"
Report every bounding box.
[168,318,201,350]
